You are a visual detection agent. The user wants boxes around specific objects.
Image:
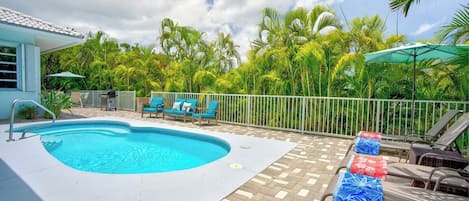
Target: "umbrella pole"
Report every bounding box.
[81,79,88,90]
[411,52,416,136]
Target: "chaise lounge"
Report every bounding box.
[321,171,468,201]
[344,110,463,157]
[338,113,469,172]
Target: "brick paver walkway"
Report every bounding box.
[61,107,355,200]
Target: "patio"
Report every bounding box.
[58,107,399,200]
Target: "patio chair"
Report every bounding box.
[163,98,197,122]
[141,97,164,118]
[192,100,219,126]
[80,92,89,107]
[344,111,466,158]
[70,91,83,108]
[321,171,468,201]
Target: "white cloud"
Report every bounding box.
[2,0,344,62]
[411,22,439,36]
[293,0,344,10]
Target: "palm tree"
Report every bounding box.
[213,33,241,74]
[390,1,469,44]
[250,6,342,96]
[389,0,420,17]
[307,5,342,36]
[159,18,212,92]
[251,7,283,55]
[324,15,387,98]
[438,4,469,44]
[114,64,136,90]
[294,41,325,96]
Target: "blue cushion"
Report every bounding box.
[193,113,216,119]
[355,137,380,155]
[206,101,218,114]
[149,97,164,108]
[333,172,383,201]
[163,109,193,116]
[185,99,198,112]
[163,109,176,114]
[143,107,163,112]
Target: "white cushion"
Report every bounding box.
[183,102,192,112]
[172,102,181,110]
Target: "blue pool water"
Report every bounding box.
[25,121,230,174]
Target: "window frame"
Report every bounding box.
[0,40,21,90]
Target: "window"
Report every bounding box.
[0,46,17,88]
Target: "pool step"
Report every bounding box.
[41,137,63,150]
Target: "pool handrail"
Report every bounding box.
[20,123,55,140]
[8,99,56,142]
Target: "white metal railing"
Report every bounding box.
[9,99,56,141]
[151,92,468,139]
[77,90,136,111]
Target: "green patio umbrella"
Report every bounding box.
[47,71,85,78]
[47,71,87,89]
[365,43,469,134]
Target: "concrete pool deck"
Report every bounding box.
[0,117,296,201]
[1,107,398,201]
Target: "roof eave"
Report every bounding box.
[0,21,84,39]
[0,22,84,53]
[40,38,85,54]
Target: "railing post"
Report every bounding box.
[206,93,211,107]
[116,91,121,110]
[91,91,95,107]
[247,95,251,126]
[301,97,306,134]
[133,90,136,112]
[375,100,380,132]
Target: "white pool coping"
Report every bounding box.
[0,117,296,201]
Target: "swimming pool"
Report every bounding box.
[22,121,230,174]
[2,117,297,201]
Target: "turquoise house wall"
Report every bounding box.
[0,30,41,119]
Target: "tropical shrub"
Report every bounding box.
[17,105,38,119]
[41,90,73,118]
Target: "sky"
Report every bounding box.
[1,0,466,61]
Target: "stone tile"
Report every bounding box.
[307,178,317,185]
[251,178,266,185]
[235,190,253,199]
[273,179,288,185]
[278,172,288,178]
[274,191,288,199]
[298,189,309,197]
[257,173,272,180]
